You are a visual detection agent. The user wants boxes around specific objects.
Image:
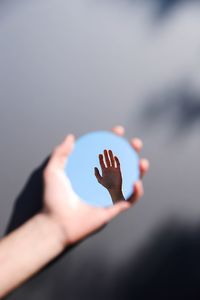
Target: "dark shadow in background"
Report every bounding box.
[5,158,49,234]
[129,0,200,18]
[142,86,200,136]
[112,221,200,299]
[152,0,200,18]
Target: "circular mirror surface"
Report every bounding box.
[66,131,139,207]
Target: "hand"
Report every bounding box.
[94,150,125,204]
[42,135,134,246]
[42,127,149,246]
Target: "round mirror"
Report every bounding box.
[65,131,140,207]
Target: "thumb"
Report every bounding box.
[49,134,75,169]
[94,167,102,183]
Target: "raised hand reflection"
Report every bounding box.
[94,150,125,204]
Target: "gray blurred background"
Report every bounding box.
[0,0,200,298]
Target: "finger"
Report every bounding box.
[109,150,115,167]
[127,180,144,205]
[139,159,150,179]
[112,125,125,136]
[49,134,75,169]
[103,201,131,223]
[104,150,111,167]
[99,154,106,170]
[114,156,120,168]
[94,167,102,183]
[130,138,143,154]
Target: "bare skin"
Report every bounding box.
[0,126,149,298]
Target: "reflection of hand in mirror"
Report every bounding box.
[94,150,125,204]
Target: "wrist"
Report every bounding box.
[40,211,70,249]
[108,189,125,204]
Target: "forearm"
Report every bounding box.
[0,213,67,298]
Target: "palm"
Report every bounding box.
[100,165,122,190]
[43,153,125,244]
[95,150,123,192]
[44,169,80,218]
